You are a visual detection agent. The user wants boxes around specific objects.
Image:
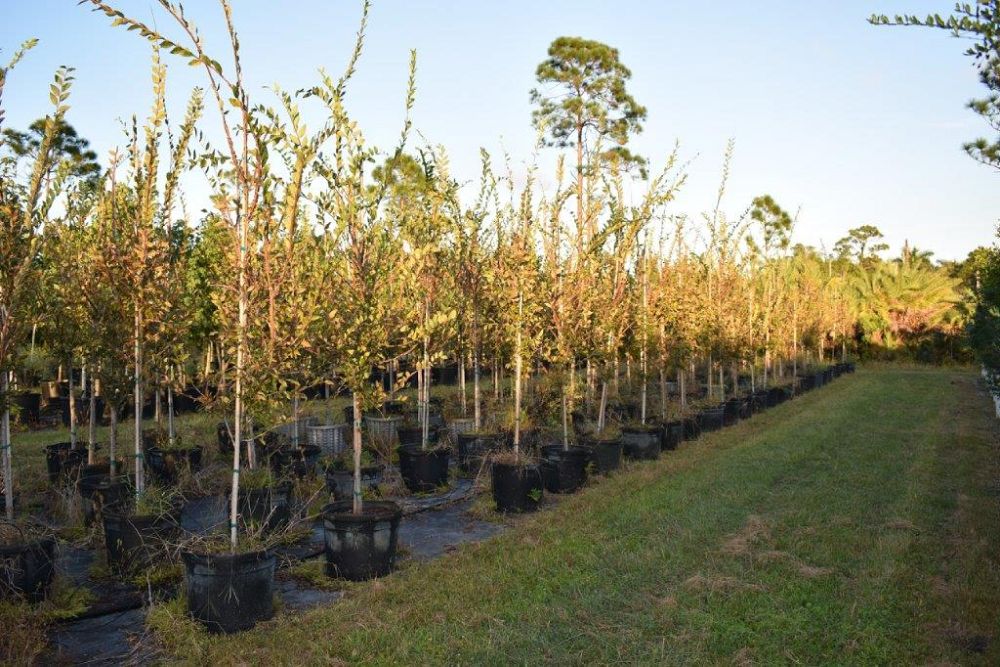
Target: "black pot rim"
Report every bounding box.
[0,535,55,557]
[322,499,402,523]
[491,460,541,474]
[397,443,451,456]
[622,424,660,434]
[181,547,275,570]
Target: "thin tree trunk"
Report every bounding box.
[352,392,363,514]
[597,381,609,432]
[167,369,176,447]
[109,403,118,477]
[459,354,466,417]
[422,300,430,450]
[679,368,687,411]
[660,368,667,420]
[2,373,13,521]
[87,363,96,464]
[134,309,144,497]
[69,362,78,449]
[473,354,481,431]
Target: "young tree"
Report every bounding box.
[0,41,76,520]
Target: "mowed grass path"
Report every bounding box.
[161,367,1000,665]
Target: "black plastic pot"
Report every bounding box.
[799,374,816,392]
[540,445,589,493]
[823,368,834,384]
[751,390,769,414]
[661,421,683,451]
[723,398,742,426]
[0,536,55,602]
[456,432,500,475]
[102,510,180,574]
[396,425,441,447]
[397,445,450,493]
[45,442,85,484]
[322,500,402,581]
[78,475,128,525]
[621,425,661,460]
[766,386,785,407]
[491,462,543,513]
[147,446,203,485]
[325,465,384,502]
[697,406,725,433]
[682,415,701,440]
[583,436,623,474]
[11,392,41,425]
[182,549,276,633]
[237,482,293,530]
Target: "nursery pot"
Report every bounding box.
[621,425,661,461]
[397,445,450,493]
[0,535,55,602]
[682,415,701,441]
[491,462,543,513]
[325,464,384,502]
[697,405,726,433]
[182,549,276,633]
[102,510,180,574]
[397,425,440,447]
[146,446,203,485]
[237,481,293,530]
[322,500,402,581]
[11,392,41,425]
[540,445,589,492]
[364,415,403,444]
[661,421,683,451]
[723,398,742,426]
[307,424,348,457]
[584,436,623,474]
[79,475,128,525]
[456,432,500,475]
[45,442,85,484]
[751,390,769,414]
[766,387,786,407]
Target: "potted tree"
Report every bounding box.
[0,42,75,600]
[311,46,415,580]
[489,165,545,513]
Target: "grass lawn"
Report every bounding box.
[145,366,1000,665]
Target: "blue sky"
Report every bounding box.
[3,1,997,260]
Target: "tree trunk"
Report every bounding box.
[69,362,78,450]
[134,309,144,497]
[459,354,466,417]
[87,363,97,465]
[352,392,363,514]
[109,404,118,477]
[167,371,176,448]
[679,368,687,411]
[473,354,481,431]
[2,373,13,521]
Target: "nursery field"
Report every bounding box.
[144,366,1000,665]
